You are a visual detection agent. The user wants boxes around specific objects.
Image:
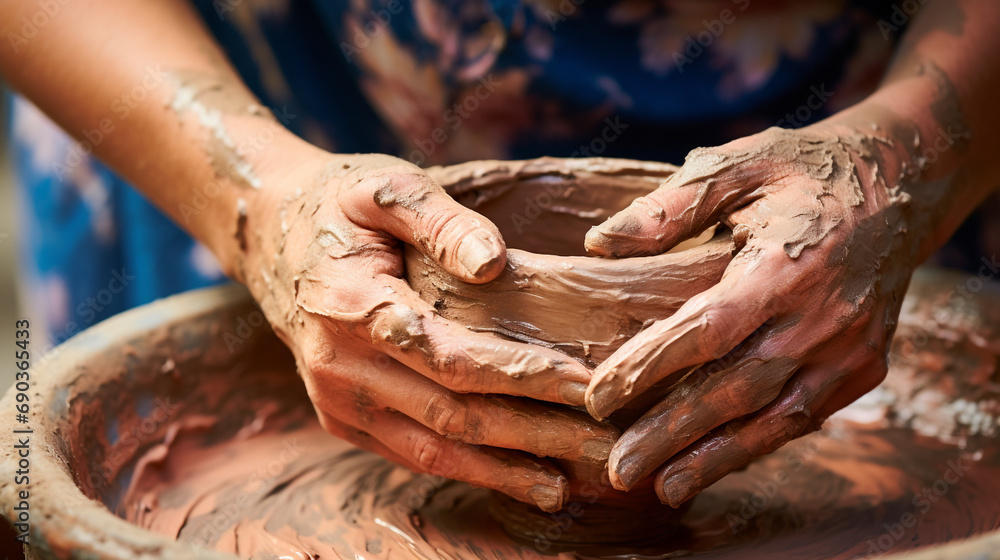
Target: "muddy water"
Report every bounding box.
[120,397,1000,560]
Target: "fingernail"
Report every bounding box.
[658,471,695,508]
[585,382,617,421]
[601,207,645,236]
[583,227,610,254]
[580,437,615,465]
[585,204,656,257]
[609,450,642,490]
[456,231,502,278]
[560,382,587,405]
[526,482,566,513]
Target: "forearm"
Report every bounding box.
[823,0,1000,261]
[0,0,310,279]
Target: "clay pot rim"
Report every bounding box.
[0,284,249,560]
[412,156,731,288]
[422,156,679,261]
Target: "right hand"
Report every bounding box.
[238,150,616,512]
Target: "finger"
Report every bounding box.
[413,393,619,465]
[403,232,735,379]
[339,164,507,283]
[585,141,771,257]
[307,351,618,464]
[365,277,594,405]
[609,339,802,491]
[610,296,881,489]
[334,406,570,512]
[585,251,791,420]
[296,273,594,405]
[813,325,892,418]
[654,358,855,508]
[632,297,891,498]
[314,408,417,469]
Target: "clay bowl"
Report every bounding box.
[412,158,734,543]
[415,157,729,369]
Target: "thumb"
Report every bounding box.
[347,168,507,283]
[584,145,764,258]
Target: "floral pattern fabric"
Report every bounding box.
[12,0,932,345]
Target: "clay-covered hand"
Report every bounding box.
[583,125,918,506]
[240,151,616,512]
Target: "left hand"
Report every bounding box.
[583,124,919,507]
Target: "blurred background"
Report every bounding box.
[0,81,25,559]
[1,81,18,395]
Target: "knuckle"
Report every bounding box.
[697,308,738,360]
[751,408,812,458]
[314,409,337,434]
[722,378,767,417]
[371,172,436,208]
[367,304,430,353]
[422,394,474,441]
[716,382,746,415]
[683,145,722,165]
[420,205,464,250]
[410,434,453,476]
[856,353,889,390]
[428,347,466,389]
[300,346,335,377]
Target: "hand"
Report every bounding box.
[583,124,918,506]
[240,151,617,512]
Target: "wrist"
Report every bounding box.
[200,124,325,283]
[816,87,972,262]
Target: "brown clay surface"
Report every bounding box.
[120,380,1000,560]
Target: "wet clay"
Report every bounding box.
[412,157,729,369]
[4,269,1000,560]
[120,398,1000,560]
[114,267,1000,560]
[410,158,736,540]
[168,69,271,190]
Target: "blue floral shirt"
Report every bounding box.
[11,0,941,345]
